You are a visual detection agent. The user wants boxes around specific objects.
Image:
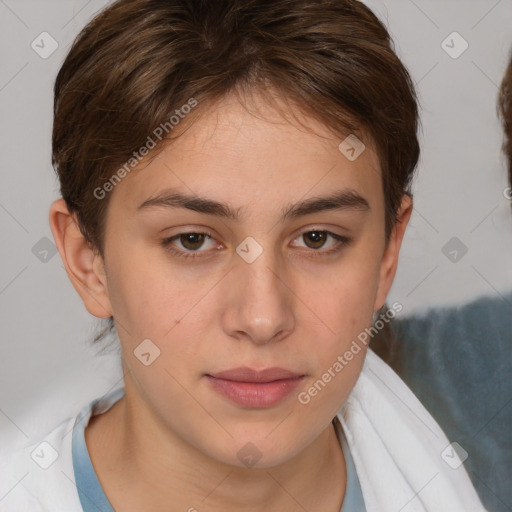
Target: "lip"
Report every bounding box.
[205,367,305,408]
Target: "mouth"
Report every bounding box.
[205,367,305,408]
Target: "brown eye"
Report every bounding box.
[180,233,206,250]
[290,229,350,258]
[303,231,327,249]
[161,231,220,260]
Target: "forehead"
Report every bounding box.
[109,91,382,216]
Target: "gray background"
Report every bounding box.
[1,0,512,447]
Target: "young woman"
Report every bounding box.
[0,0,487,510]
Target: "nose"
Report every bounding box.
[221,247,296,346]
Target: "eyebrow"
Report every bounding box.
[137,188,370,221]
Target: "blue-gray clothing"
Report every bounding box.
[390,294,512,512]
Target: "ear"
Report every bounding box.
[49,198,113,319]
[374,195,413,311]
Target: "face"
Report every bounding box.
[75,91,408,468]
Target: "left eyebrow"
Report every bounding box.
[281,190,370,220]
[137,188,370,221]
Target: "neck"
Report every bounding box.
[85,381,346,512]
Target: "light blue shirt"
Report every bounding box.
[72,388,365,511]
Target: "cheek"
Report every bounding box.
[312,256,381,337]
[104,247,212,339]
[105,266,168,338]
[294,271,378,421]
[104,252,228,394]
[302,249,381,381]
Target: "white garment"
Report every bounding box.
[0,349,487,512]
[339,350,486,512]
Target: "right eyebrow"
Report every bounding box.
[137,190,242,220]
[280,190,370,220]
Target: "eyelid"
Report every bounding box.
[289,230,350,258]
[289,223,349,241]
[161,226,351,259]
[161,230,220,256]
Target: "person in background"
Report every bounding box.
[373,53,512,512]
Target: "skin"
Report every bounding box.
[50,90,412,511]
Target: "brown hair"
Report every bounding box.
[53,0,420,250]
[52,0,420,342]
[499,52,512,186]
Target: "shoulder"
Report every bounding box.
[0,415,82,512]
[345,349,445,440]
[0,386,124,512]
[394,294,512,353]
[336,349,488,512]
[389,294,512,431]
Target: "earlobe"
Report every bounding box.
[49,198,113,319]
[373,195,413,311]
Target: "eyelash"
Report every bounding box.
[161,229,351,260]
